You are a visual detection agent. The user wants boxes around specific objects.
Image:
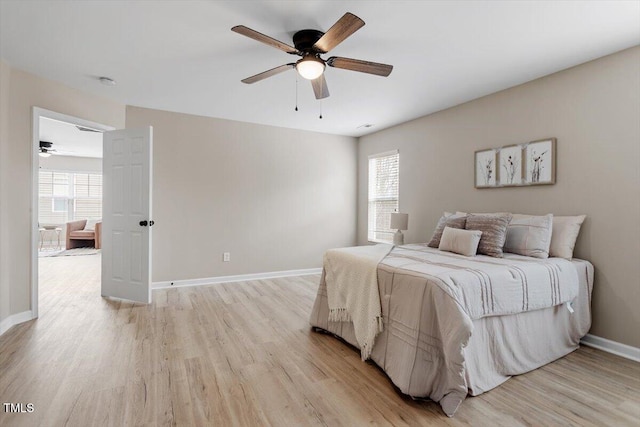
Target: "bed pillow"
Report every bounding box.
[84,219,101,231]
[549,215,586,259]
[465,213,512,257]
[439,227,482,257]
[504,214,553,259]
[456,211,510,216]
[427,213,467,248]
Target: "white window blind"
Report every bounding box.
[368,150,399,243]
[39,171,69,225]
[38,170,103,226]
[74,173,103,219]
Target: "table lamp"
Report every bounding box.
[390,213,409,245]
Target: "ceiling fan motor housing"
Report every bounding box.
[292,29,325,53]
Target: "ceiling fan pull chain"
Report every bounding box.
[295,74,299,111]
[319,79,323,119]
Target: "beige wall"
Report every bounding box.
[0,62,125,324]
[126,106,357,282]
[0,61,11,324]
[0,62,355,326]
[2,46,637,349]
[39,155,102,173]
[358,47,640,348]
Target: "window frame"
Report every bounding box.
[367,150,400,244]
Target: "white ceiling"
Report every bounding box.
[2,1,639,137]
[40,117,103,158]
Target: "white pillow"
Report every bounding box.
[504,214,553,259]
[549,215,586,259]
[439,226,482,257]
[84,219,101,231]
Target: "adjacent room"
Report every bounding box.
[0,1,638,426]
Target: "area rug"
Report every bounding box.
[39,248,100,257]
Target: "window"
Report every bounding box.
[39,171,70,225]
[368,150,399,243]
[38,170,103,226]
[74,173,103,219]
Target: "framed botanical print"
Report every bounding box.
[474,149,497,188]
[524,138,556,185]
[498,144,523,186]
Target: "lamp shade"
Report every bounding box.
[390,213,408,231]
[296,56,325,80]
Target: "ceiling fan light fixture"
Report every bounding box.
[296,56,325,80]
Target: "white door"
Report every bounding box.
[101,127,153,303]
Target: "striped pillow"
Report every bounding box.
[465,213,512,257]
[427,214,467,248]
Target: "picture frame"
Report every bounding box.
[498,144,523,186]
[474,148,497,188]
[524,138,556,185]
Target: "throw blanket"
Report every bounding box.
[323,244,393,360]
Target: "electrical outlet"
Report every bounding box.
[223,252,230,262]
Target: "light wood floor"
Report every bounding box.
[0,254,638,426]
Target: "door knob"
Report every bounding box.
[139,220,148,226]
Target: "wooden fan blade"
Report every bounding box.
[241,64,295,84]
[232,25,300,54]
[313,12,365,53]
[310,74,330,99]
[327,56,393,77]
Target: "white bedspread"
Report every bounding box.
[323,244,393,360]
[384,245,580,319]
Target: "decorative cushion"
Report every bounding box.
[439,227,482,257]
[427,213,467,248]
[504,214,553,259]
[84,219,101,231]
[549,215,586,259]
[465,213,512,257]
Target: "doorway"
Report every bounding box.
[31,108,114,318]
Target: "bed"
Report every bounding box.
[309,243,593,417]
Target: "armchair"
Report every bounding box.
[66,219,102,249]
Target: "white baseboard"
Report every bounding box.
[581,334,640,362]
[153,268,322,290]
[0,310,35,336]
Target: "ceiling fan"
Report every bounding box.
[232,12,393,99]
[39,141,56,157]
[39,141,76,157]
